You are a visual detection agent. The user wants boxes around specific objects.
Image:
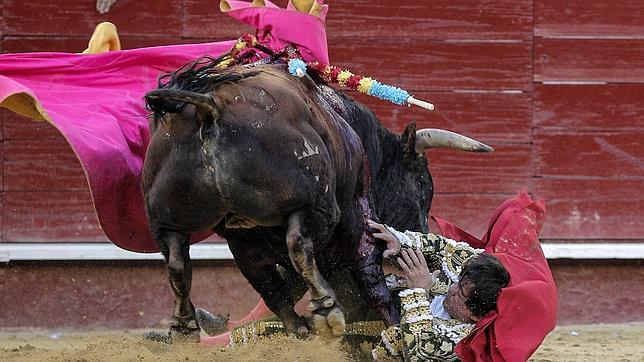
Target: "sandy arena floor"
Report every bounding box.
[0,323,642,361]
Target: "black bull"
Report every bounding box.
[143,59,492,340]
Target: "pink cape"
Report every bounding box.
[434,191,558,361]
[0,1,328,252]
[223,0,329,64]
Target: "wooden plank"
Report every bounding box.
[183,0,255,40]
[0,144,3,191]
[3,110,62,140]
[327,0,532,41]
[535,84,644,131]
[3,36,87,53]
[2,36,183,53]
[3,139,88,191]
[0,193,3,241]
[536,0,644,38]
[535,130,644,178]
[2,191,107,242]
[535,38,644,83]
[0,263,261,328]
[183,0,532,41]
[429,193,514,238]
[0,262,642,327]
[349,90,532,143]
[0,1,4,39]
[107,36,185,50]
[3,1,181,37]
[534,179,644,239]
[429,144,532,193]
[330,39,532,91]
[552,263,644,324]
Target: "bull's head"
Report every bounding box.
[372,121,492,233]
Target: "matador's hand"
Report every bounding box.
[368,220,401,258]
[398,248,440,290]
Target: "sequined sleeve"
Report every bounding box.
[383,226,446,255]
[372,289,473,361]
[383,226,483,295]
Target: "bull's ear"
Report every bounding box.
[145,89,219,119]
[401,121,418,158]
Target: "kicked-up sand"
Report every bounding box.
[0,323,642,361]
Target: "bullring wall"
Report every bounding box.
[0,0,642,328]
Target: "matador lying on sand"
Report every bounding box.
[198,192,558,361]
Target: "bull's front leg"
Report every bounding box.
[286,212,346,337]
[152,230,200,342]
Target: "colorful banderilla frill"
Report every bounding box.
[223,33,435,111]
[289,60,434,111]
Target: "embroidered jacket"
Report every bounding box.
[372,229,483,361]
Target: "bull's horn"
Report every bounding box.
[415,129,494,153]
[145,89,218,117]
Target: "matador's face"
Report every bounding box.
[444,281,480,323]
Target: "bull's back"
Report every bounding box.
[214,67,366,209]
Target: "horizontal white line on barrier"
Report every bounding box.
[541,81,608,85]
[1,243,643,262]
[0,243,231,262]
[540,243,644,260]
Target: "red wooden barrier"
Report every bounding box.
[3,190,105,242]
[1,0,644,329]
[326,0,533,41]
[535,38,644,82]
[354,91,532,143]
[535,84,644,131]
[0,1,643,244]
[535,130,644,178]
[4,1,181,37]
[331,40,532,91]
[430,193,513,238]
[535,179,644,240]
[430,144,533,194]
[536,0,644,37]
[3,111,61,140]
[183,0,254,40]
[4,139,87,191]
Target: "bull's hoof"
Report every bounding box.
[195,308,229,335]
[308,296,346,337]
[167,317,201,343]
[143,330,171,344]
[143,327,200,344]
[168,327,201,343]
[282,315,311,338]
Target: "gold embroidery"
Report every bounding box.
[345,320,386,337]
[429,278,449,295]
[229,321,286,346]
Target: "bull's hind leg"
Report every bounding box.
[226,236,310,337]
[286,213,346,337]
[155,231,200,342]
